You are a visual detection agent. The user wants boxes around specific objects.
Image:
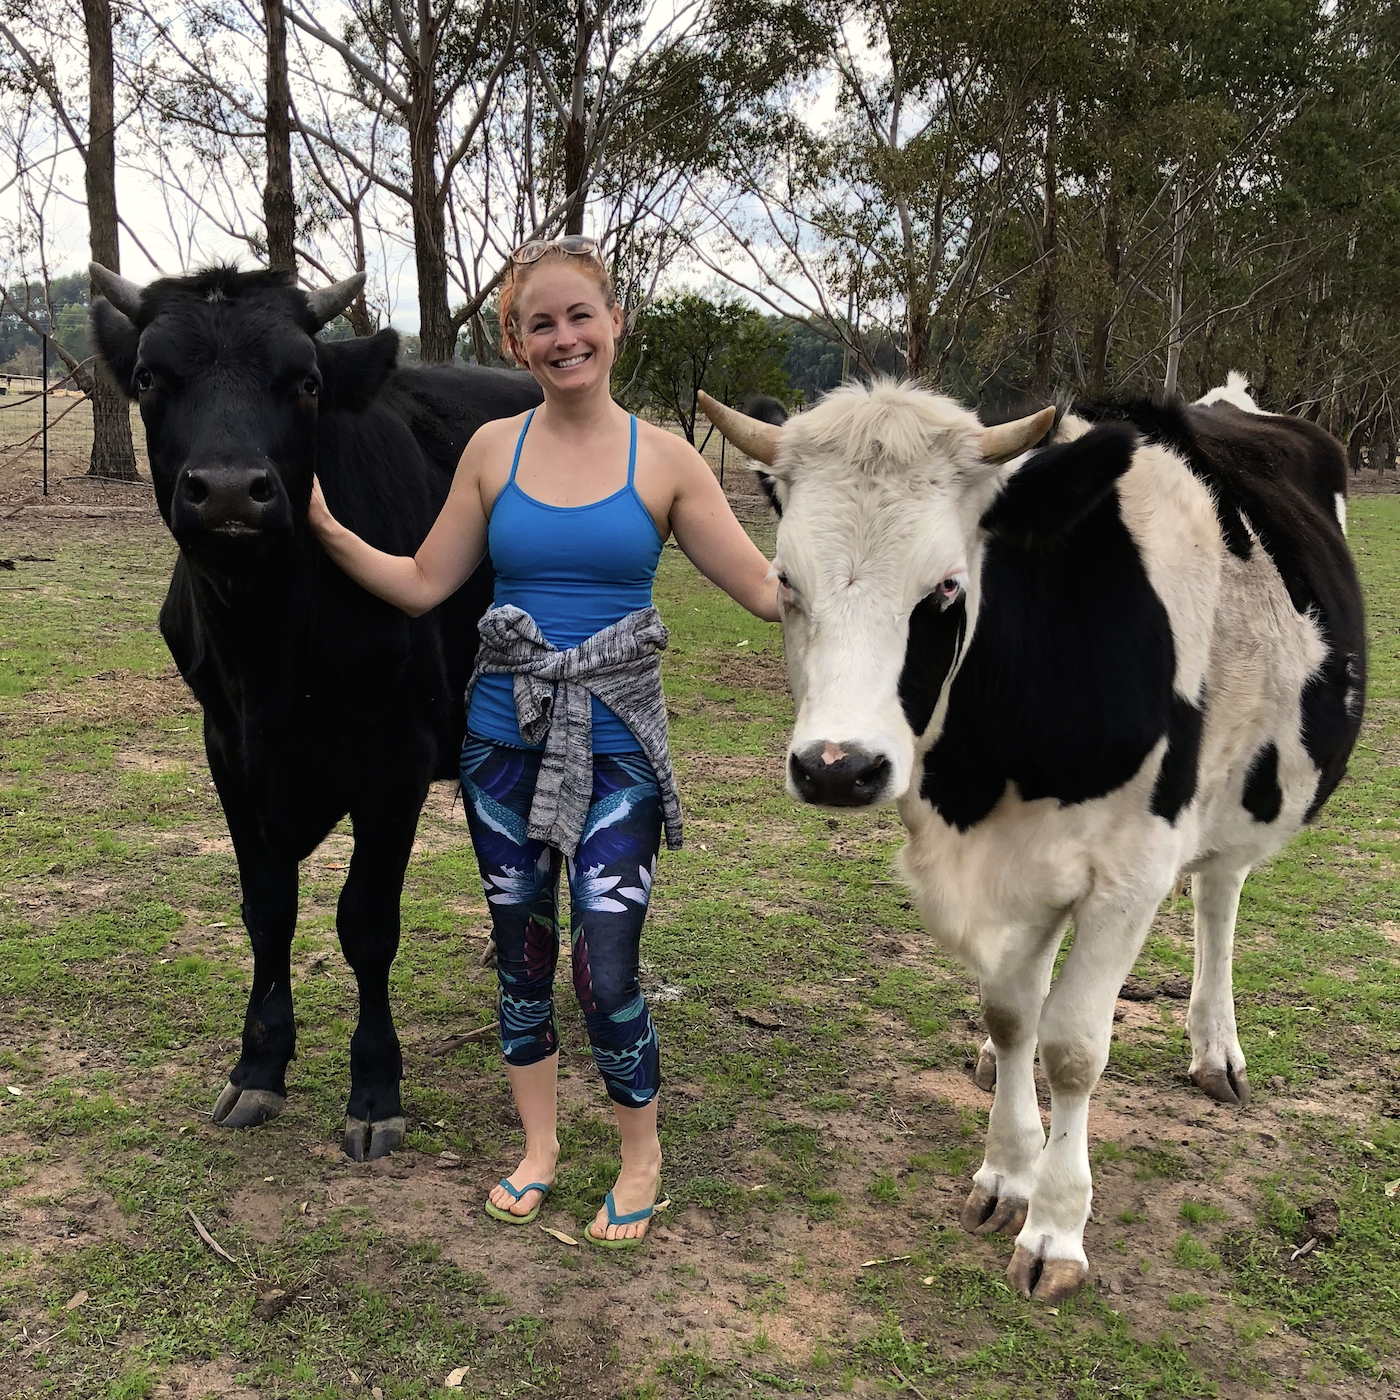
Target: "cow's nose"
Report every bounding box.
[174,461,288,538]
[788,742,892,807]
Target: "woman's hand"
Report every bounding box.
[307,474,336,542]
[307,437,493,616]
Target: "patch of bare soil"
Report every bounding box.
[712,648,788,694]
[152,1358,261,1400]
[0,1154,135,1267]
[678,751,786,783]
[1346,468,1400,497]
[0,663,197,745]
[0,446,154,509]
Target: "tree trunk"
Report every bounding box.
[1031,98,1058,399]
[1088,171,1120,397]
[563,0,591,234]
[81,0,137,480]
[1347,417,1368,474]
[345,202,374,336]
[1370,425,1396,474]
[564,114,587,235]
[1163,167,1187,399]
[409,69,455,362]
[905,289,929,379]
[262,0,296,273]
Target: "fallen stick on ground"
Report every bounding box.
[185,1206,237,1265]
[427,1024,497,1056]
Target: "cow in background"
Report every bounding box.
[90,264,542,1160]
[701,381,1363,1301]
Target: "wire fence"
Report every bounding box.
[0,341,146,491]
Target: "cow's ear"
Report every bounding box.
[980,422,1137,549]
[753,468,784,517]
[90,300,140,396]
[316,328,399,412]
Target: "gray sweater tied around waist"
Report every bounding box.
[466,603,683,858]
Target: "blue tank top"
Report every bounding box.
[468,410,663,752]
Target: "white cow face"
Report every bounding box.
[704,383,1053,807]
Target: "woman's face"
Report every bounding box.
[514,262,622,398]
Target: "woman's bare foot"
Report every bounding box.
[589,1149,661,1242]
[487,1139,559,1218]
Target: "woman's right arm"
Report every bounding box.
[308,431,495,618]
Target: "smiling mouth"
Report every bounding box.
[551,353,590,369]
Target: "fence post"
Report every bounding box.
[41,333,48,497]
[720,435,726,490]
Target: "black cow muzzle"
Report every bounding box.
[171,457,294,551]
[788,742,893,807]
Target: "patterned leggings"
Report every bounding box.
[459,736,662,1107]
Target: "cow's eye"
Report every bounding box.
[774,569,800,614]
[302,376,320,397]
[937,570,967,610]
[135,369,153,393]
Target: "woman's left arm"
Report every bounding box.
[665,436,781,623]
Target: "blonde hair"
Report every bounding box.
[498,245,618,364]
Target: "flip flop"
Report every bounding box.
[584,1189,657,1250]
[484,1178,550,1226]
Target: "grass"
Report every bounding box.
[0,498,1398,1395]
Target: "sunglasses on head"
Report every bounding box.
[511,235,600,265]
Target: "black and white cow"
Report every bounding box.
[700,378,1364,1302]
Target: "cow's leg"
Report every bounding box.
[337,792,422,1161]
[210,758,299,1129]
[960,934,1060,1237]
[1187,862,1251,1106]
[1009,892,1160,1304]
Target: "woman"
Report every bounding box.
[308,236,780,1246]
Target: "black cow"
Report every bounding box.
[89,264,542,1159]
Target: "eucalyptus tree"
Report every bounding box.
[691,0,1050,381]
[285,0,522,360]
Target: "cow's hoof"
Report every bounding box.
[1190,1063,1251,1106]
[211,1082,287,1129]
[1007,1246,1088,1304]
[972,1039,997,1092]
[343,1115,406,1162]
[960,1183,1027,1236]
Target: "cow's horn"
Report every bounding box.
[698,390,782,466]
[979,406,1056,463]
[89,262,144,320]
[306,272,367,327]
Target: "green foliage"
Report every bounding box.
[1,273,89,371]
[1180,1199,1229,1226]
[614,292,792,442]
